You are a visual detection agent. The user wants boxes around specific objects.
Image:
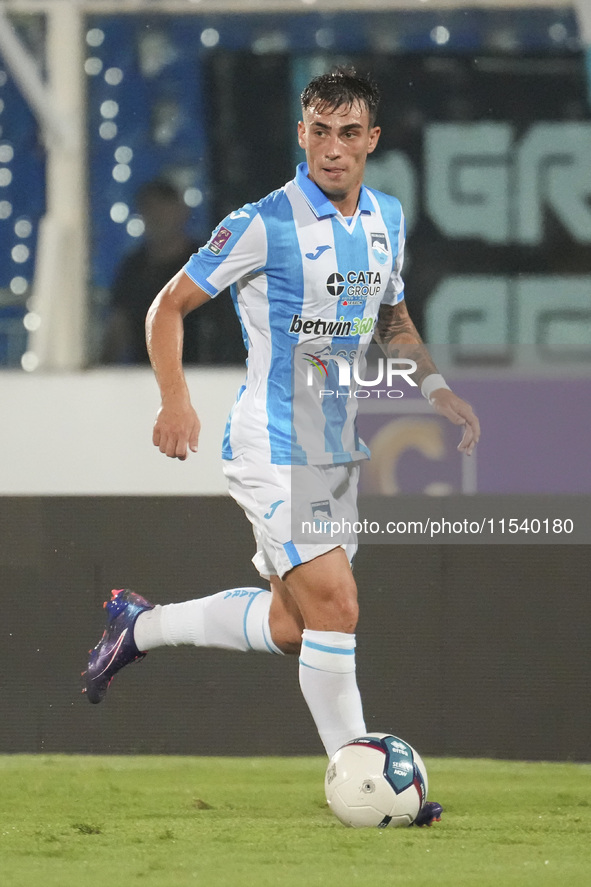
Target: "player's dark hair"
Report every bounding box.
[301,66,380,126]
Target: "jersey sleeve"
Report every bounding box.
[380,206,406,306]
[183,206,267,297]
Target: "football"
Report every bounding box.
[325,733,428,828]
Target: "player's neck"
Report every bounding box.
[326,188,360,219]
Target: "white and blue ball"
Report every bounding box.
[325,733,428,828]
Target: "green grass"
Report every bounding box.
[0,756,590,887]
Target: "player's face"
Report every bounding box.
[297,101,380,215]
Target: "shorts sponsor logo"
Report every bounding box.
[207,226,232,255]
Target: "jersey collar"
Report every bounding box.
[294,162,374,219]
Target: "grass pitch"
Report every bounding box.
[0,756,589,887]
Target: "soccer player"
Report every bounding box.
[84,68,479,826]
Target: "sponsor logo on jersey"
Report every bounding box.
[327,272,345,296]
[306,244,332,260]
[290,314,376,337]
[326,270,382,299]
[207,226,232,255]
[371,232,389,265]
[263,499,284,520]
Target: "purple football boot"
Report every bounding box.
[413,801,444,827]
[83,588,153,704]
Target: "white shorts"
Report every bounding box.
[223,451,360,580]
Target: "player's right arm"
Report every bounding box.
[146,269,212,460]
[147,203,265,459]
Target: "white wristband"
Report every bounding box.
[421,373,450,400]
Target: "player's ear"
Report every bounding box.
[367,126,381,155]
[297,120,307,149]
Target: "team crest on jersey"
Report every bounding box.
[371,232,389,265]
[207,226,232,255]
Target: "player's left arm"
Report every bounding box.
[374,301,480,455]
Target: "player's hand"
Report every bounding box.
[428,389,480,456]
[152,400,201,460]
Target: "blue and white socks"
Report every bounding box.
[133,587,282,655]
[298,629,366,758]
[134,595,366,758]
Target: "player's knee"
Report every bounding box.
[333,595,359,633]
[324,573,359,630]
[308,591,358,633]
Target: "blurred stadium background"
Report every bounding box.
[0,1,589,760]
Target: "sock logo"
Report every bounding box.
[264,499,285,520]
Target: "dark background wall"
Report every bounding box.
[0,496,588,761]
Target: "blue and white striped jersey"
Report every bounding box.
[184,162,406,465]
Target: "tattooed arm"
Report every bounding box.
[374,302,481,455]
[374,301,438,389]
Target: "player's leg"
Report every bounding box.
[129,518,304,657]
[83,457,309,702]
[83,582,293,704]
[246,460,366,757]
[282,546,367,759]
[268,575,305,654]
[133,585,284,654]
[283,545,358,632]
[134,571,304,656]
